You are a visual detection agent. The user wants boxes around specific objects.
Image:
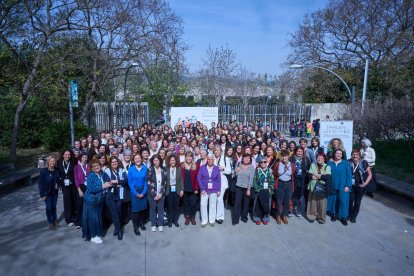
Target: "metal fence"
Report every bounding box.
[215,104,311,133]
[87,102,149,131]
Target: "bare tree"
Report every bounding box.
[236,67,256,124]
[0,0,80,160]
[199,45,238,106]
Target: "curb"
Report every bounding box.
[376,174,414,202]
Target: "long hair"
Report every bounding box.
[182,151,197,170]
[328,138,345,152]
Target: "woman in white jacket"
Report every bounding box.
[360,138,377,196]
[213,146,231,224]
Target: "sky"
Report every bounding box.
[169,0,329,76]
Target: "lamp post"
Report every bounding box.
[121,62,139,127]
[290,64,353,103]
[264,95,271,129]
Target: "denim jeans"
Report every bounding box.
[276,180,292,216]
[44,192,58,224]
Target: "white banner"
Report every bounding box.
[170,107,218,130]
[320,120,353,157]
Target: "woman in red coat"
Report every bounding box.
[181,152,200,225]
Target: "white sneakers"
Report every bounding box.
[91,236,102,244]
[68,222,74,227]
[152,226,163,232]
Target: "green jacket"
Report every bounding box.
[307,163,331,191]
[253,167,274,195]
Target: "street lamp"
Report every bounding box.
[121,62,139,127]
[264,95,271,128]
[290,64,353,102]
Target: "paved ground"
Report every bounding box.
[0,182,413,276]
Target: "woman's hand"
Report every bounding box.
[217,191,221,197]
[103,182,112,189]
[194,190,199,194]
[201,191,207,196]
[344,187,349,192]
[246,189,251,197]
[179,191,184,197]
[42,196,47,200]
[78,189,84,198]
[138,193,144,198]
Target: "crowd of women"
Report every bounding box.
[38,121,376,244]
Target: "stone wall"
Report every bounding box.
[307,103,351,121]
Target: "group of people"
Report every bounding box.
[289,118,321,138]
[38,120,376,244]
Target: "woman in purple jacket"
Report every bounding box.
[197,153,221,227]
[74,152,89,229]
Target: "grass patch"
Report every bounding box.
[375,140,414,185]
[0,148,59,170]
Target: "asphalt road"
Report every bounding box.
[0,182,413,276]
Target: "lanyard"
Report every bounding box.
[63,161,70,176]
[80,164,88,177]
[207,166,213,178]
[259,168,268,179]
[352,162,359,174]
[111,169,119,181]
[97,173,103,185]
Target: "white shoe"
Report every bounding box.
[158,226,163,232]
[68,222,74,227]
[151,226,156,232]
[91,236,102,244]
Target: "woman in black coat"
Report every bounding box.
[58,149,78,227]
[38,156,60,230]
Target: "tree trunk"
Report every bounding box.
[9,43,45,161]
[80,58,98,123]
[10,98,28,161]
[80,95,95,124]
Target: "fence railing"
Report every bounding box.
[87,102,149,131]
[215,104,311,133]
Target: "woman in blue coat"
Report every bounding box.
[38,156,60,230]
[82,159,112,244]
[327,149,352,225]
[128,153,148,236]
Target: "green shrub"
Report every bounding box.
[42,120,94,151]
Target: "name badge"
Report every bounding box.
[119,187,124,199]
[263,182,269,189]
[352,178,355,185]
[297,169,302,175]
[111,188,114,193]
[64,179,70,186]
[208,182,213,190]
[171,185,176,192]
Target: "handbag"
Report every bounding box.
[312,180,326,197]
